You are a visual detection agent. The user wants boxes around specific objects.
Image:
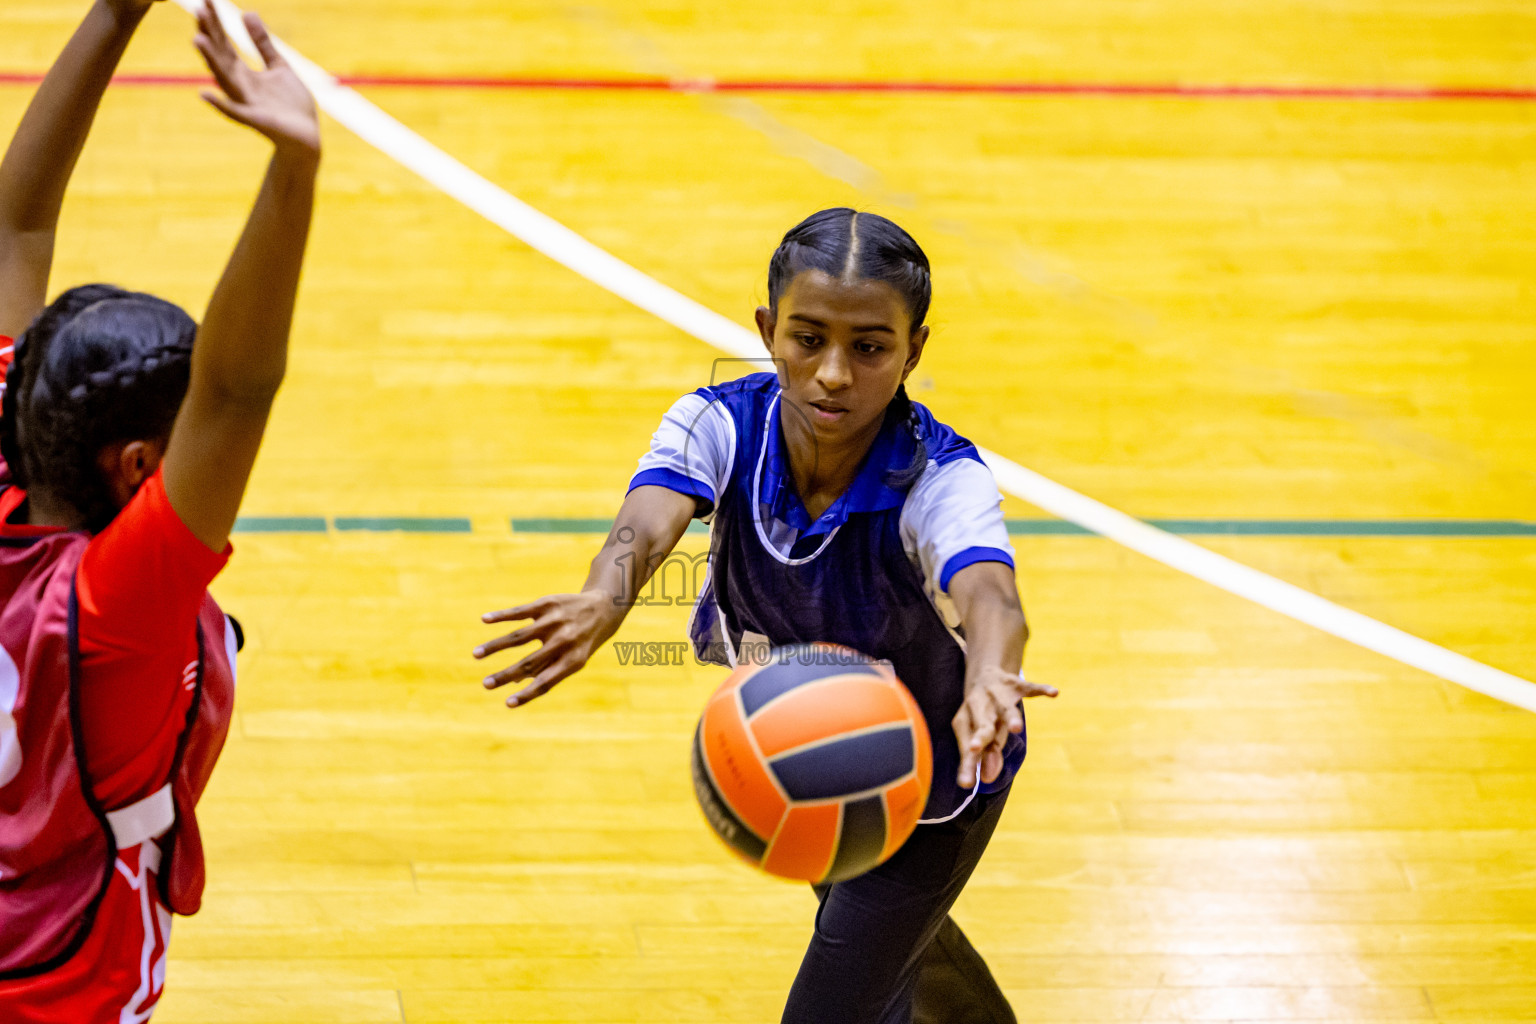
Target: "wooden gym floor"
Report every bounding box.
[1,1,1533,1020]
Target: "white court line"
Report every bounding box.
[174,0,1536,714]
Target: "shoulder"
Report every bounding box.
[692,373,778,421]
[900,402,1003,520]
[679,372,780,452]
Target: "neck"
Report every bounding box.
[778,404,883,519]
[24,486,85,530]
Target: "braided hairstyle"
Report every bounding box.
[1,285,195,532]
[766,208,932,485]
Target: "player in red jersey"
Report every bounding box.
[0,3,320,1019]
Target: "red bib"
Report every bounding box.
[0,527,235,979]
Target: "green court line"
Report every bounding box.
[511,518,710,536]
[333,517,473,533]
[511,517,614,533]
[1144,519,1536,537]
[231,517,1536,537]
[1005,521,1093,535]
[233,516,328,533]
[512,517,1536,537]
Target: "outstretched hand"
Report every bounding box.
[475,592,618,708]
[193,2,319,156]
[953,667,1057,787]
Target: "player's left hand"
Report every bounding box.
[953,666,1056,787]
[193,2,320,157]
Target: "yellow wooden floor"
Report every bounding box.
[2,1,1534,1021]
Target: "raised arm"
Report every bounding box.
[948,561,1056,787]
[161,4,320,552]
[476,485,696,707]
[0,0,161,338]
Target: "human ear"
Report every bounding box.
[901,324,930,382]
[755,306,776,355]
[120,440,165,488]
[98,441,165,504]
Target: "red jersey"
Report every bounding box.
[0,336,238,1020]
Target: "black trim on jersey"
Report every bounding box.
[0,578,118,981]
[156,623,205,908]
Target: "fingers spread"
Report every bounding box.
[995,689,1025,734]
[483,641,561,691]
[193,5,248,99]
[473,623,547,660]
[508,660,572,708]
[964,689,1000,753]
[199,90,248,127]
[981,748,1003,785]
[199,1,231,50]
[195,42,245,101]
[952,703,981,786]
[243,13,285,68]
[482,597,557,624]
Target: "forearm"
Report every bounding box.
[951,561,1029,691]
[162,148,317,551]
[583,507,685,606]
[579,485,695,631]
[949,561,1050,784]
[961,591,1028,692]
[193,146,318,401]
[0,2,144,236]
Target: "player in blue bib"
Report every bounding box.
[478,208,1057,1023]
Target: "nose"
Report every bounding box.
[815,344,853,392]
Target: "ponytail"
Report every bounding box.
[883,382,928,489]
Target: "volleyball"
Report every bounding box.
[690,643,932,883]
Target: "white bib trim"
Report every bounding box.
[106,783,174,849]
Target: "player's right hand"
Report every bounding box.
[476,591,617,708]
[193,3,320,158]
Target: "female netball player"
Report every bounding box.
[477,209,1056,1023]
[0,2,318,1018]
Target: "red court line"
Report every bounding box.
[1,70,1533,100]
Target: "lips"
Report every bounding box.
[809,400,847,415]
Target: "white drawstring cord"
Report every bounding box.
[917,676,1036,826]
[917,763,982,825]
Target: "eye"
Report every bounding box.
[794,333,821,348]
[855,341,885,355]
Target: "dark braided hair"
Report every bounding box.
[766,208,932,486]
[1,284,195,532]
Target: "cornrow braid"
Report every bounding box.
[766,209,934,488]
[6,286,195,532]
[1,284,133,489]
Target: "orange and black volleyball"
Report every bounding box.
[690,643,932,884]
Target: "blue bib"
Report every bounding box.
[685,375,1025,819]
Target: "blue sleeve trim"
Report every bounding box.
[628,467,717,517]
[939,546,1015,592]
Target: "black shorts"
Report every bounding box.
[781,785,1017,1024]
